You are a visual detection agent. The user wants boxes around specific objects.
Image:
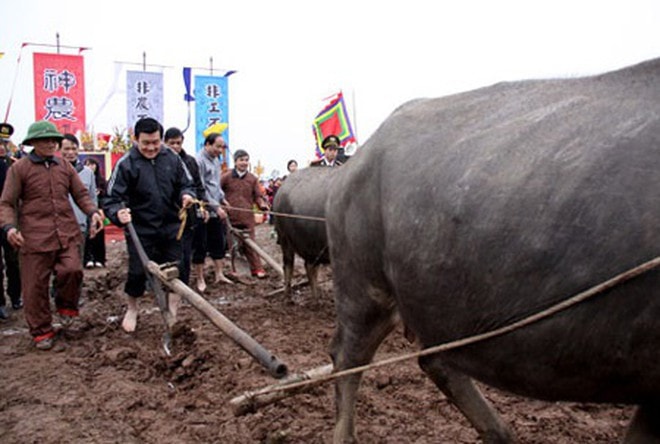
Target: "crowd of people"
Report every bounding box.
[0,117,275,350]
[262,134,345,224]
[0,117,347,350]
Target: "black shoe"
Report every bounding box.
[11,300,23,310]
[0,306,8,320]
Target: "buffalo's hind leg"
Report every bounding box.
[330,286,397,444]
[624,402,660,443]
[281,242,295,299]
[419,355,516,443]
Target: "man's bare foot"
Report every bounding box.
[168,292,181,326]
[214,274,234,285]
[196,278,207,293]
[122,297,138,333]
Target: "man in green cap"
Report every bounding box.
[0,120,104,350]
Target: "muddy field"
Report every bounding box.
[0,224,634,443]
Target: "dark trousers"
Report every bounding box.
[0,235,21,307]
[21,244,83,338]
[125,235,181,297]
[179,224,197,286]
[84,229,106,265]
[192,217,227,264]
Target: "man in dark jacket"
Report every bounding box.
[164,127,207,286]
[0,123,21,320]
[310,134,344,167]
[104,118,195,333]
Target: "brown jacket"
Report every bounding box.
[0,153,98,253]
[221,169,267,229]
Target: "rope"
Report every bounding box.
[177,199,325,241]
[176,198,207,240]
[222,204,326,222]
[240,254,660,398]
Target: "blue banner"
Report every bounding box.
[126,70,164,130]
[194,75,229,154]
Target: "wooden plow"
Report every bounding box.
[230,363,333,415]
[226,222,284,278]
[145,260,289,379]
[130,213,297,377]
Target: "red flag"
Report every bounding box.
[33,52,86,134]
[312,92,356,158]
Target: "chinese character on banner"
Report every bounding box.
[194,75,229,154]
[32,53,86,134]
[126,70,164,130]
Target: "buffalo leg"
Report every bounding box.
[304,262,320,299]
[281,244,295,298]
[419,355,516,443]
[624,402,660,443]
[330,286,397,443]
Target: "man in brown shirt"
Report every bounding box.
[221,149,269,278]
[0,121,104,350]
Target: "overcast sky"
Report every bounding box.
[2,0,659,177]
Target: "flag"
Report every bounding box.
[126,70,164,130]
[194,75,229,153]
[182,67,194,102]
[312,91,356,158]
[33,52,86,134]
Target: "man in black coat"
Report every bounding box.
[104,118,195,333]
[164,127,207,286]
[0,123,21,320]
[310,135,344,167]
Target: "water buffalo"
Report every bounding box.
[273,167,337,298]
[326,57,660,443]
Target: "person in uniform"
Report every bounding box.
[310,134,344,167]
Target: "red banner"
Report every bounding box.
[33,52,86,134]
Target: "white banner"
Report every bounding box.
[126,70,164,130]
